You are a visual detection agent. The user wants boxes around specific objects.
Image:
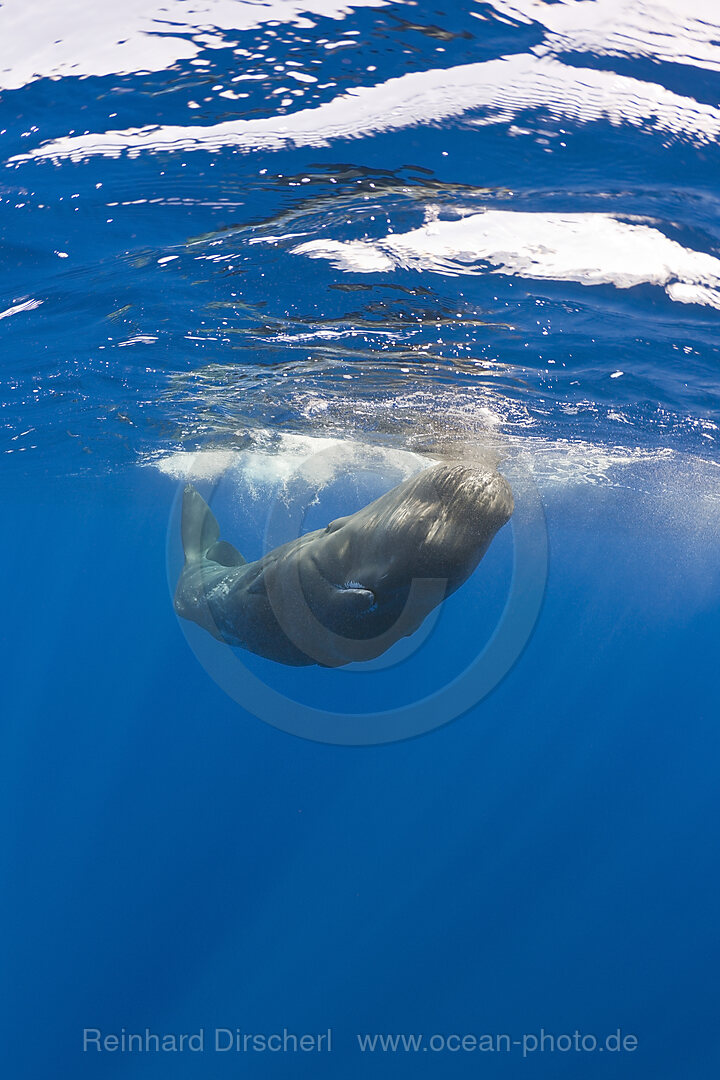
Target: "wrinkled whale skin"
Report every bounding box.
[174,461,513,667]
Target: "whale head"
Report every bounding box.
[309,461,513,598]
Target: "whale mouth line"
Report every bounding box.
[311,558,379,615]
[340,581,380,615]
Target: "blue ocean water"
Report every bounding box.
[1,1,719,1077]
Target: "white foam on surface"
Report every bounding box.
[10,50,720,166]
[148,424,720,507]
[0,0,386,91]
[293,209,720,308]
[152,449,240,481]
[151,433,429,485]
[484,0,720,73]
[0,298,43,320]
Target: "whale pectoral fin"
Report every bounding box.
[206,540,246,567]
[325,516,350,535]
[181,484,220,561]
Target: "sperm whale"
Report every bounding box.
[174,461,513,667]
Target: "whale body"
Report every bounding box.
[174,461,513,667]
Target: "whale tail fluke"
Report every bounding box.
[180,484,245,566]
[181,484,219,561]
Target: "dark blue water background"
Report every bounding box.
[1,1,719,1077]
